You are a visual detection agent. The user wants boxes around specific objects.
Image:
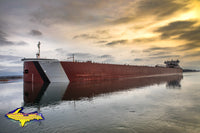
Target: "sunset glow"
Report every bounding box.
[0,0,200,75]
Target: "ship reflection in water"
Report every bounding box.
[24,74,183,106]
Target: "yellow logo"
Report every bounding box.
[5,107,44,127]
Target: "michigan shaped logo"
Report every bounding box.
[5,107,44,127]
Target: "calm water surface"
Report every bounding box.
[0,73,200,133]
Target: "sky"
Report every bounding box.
[0,0,200,76]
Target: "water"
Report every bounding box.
[0,73,200,133]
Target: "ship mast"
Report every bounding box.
[68,54,75,62]
[36,41,41,58]
[72,54,74,62]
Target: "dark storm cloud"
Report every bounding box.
[136,0,188,18]
[178,26,200,42]
[105,40,128,46]
[155,20,200,51]
[155,20,197,39]
[156,21,196,32]
[111,0,188,24]
[30,30,42,36]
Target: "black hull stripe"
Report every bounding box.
[33,61,50,83]
[34,82,50,103]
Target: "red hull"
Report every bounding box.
[23,59,182,83]
[60,62,182,82]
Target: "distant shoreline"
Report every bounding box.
[183,69,200,72]
[0,75,23,81]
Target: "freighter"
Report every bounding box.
[22,42,182,83]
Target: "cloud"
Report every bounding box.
[136,0,188,18]
[0,0,199,70]
[133,37,157,43]
[16,41,28,45]
[143,47,180,60]
[134,58,143,61]
[105,40,128,46]
[151,52,169,56]
[155,20,200,51]
[96,40,108,44]
[30,0,188,26]
[0,30,28,46]
[111,17,136,25]
[73,30,111,41]
[29,29,42,36]
[183,51,200,58]
[130,50,140,53]
[155,20,197,39]
[156,21,196,32]
[98,54,113,58]
[30,0,115,25]
[0,54,22,64]
[98,54,114,63]
[0,55,23,76]
[73,34,98,40]
[110,0,188,25]
[0,30,14,46]
[177,43,200,51]
[149,55,180,59]
[178,26,200,42]
[143,46,172,53]
[55,48,66,53]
